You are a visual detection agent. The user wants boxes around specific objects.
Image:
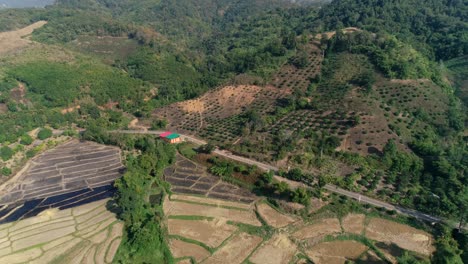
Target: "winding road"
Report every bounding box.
[111,129,459,228]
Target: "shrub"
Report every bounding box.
[37,128,53,140]
[0,146,13,161]
[20,134,33,145]
[1,167,12,176]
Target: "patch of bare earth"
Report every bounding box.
[292,218,341,243]
[203,232,262,264]
[170,194,253,210]
[168,218,237,248]
[153,85,289,139]
[249,233,297,264]
[341,214,365,235]
[359,250,386,264]
[163,196,261,226]
[257,203,296,228]
[61,105,81,114]
[169,239,210,262]
[0,21,47,55]
[306,240,368,264]
[365,218,434,256]
[308,197,328,214]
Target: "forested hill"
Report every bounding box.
[319,0,468,61]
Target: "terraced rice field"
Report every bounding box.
[163,195,266,263]
[164,193,434,264]
[164,195,434,264]
[0,185,115,224]
[0,199,123,264]
[306,240,368,264]
[0,140,124,223]
[0,140,124,206]
[164,154,257,203]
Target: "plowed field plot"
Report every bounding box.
[0,199,123,264]
[292,218,341,242]
[365,218,435,256]
[250,233,297,264]
[306,240,368,264]
[257,203,296,228]
[341,214,365,235]
[163,194,265,263]
[164,154,257,204]
[0,140,124,206]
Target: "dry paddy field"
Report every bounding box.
[164,184,436,264]
[0,199,123,264]
[164,154,257,203]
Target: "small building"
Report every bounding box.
[159,131,182,144]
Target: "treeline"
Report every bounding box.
[318,0,468,61]
[111,136,176,263]
[323,30,434,80]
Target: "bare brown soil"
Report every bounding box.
[61,105,81,114]
[163,196,261,226]
[257,203,296,228]
[249,233,297,264]
[168,218,237,248]
[170,194,253,210]
[169,239,210,262]
[315,27,361,40]
[341,214,365,235]
[365,218,435,256]
[292,218,341,242]
[306,240,368,264]
[203,232,262,264]
[10,83,29,105]
[0,21,47,55]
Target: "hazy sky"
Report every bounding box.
[0,0,54,8]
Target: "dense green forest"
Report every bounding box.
[319,0,468,61]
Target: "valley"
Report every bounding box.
[0,0,466,263]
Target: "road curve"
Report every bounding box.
[110,129,457,227]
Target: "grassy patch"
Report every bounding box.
[169,235,214,254]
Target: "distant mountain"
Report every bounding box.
[0,0,54,8]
